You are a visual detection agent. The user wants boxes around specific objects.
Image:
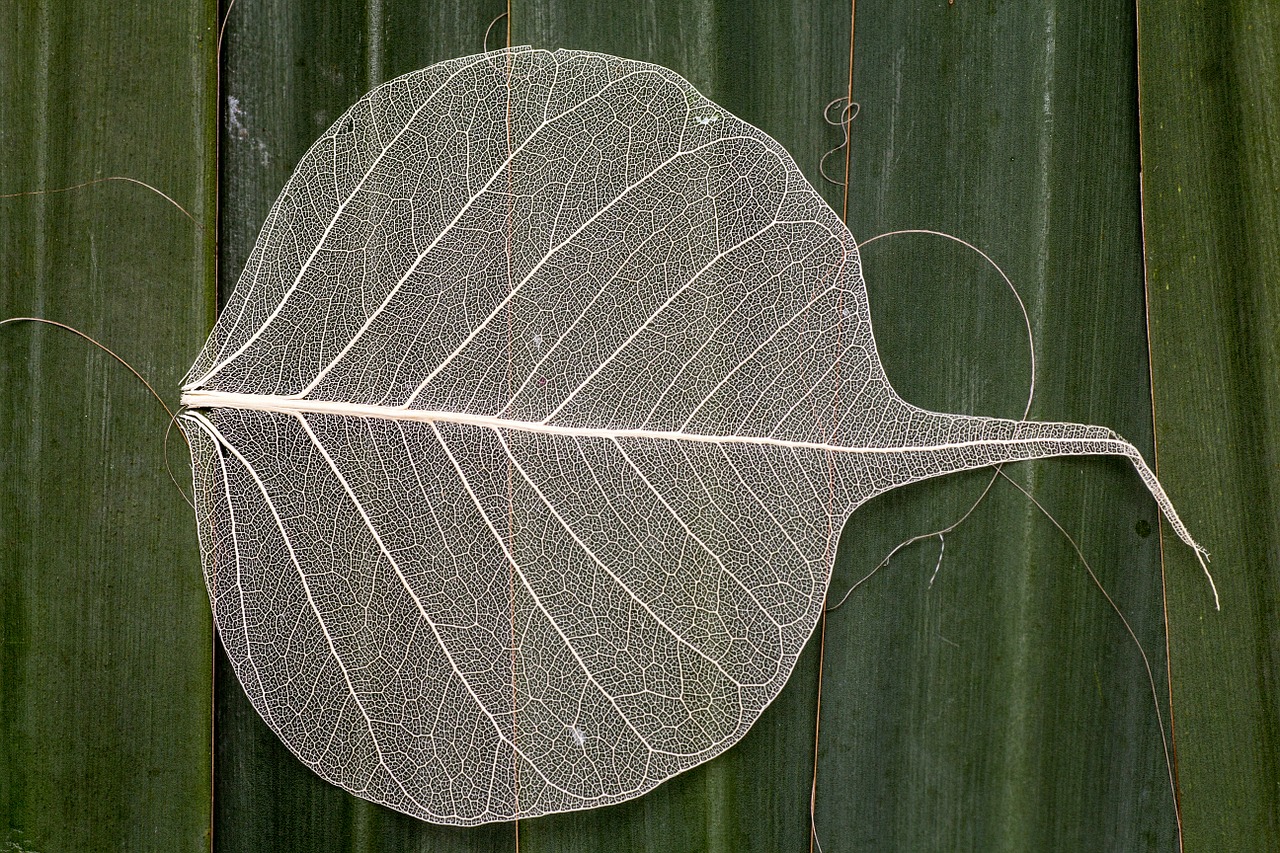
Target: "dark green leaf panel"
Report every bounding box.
[1139,2,1280,850]
[0,2,218,851]
[7,0,1268,850]
[823,2,1181,850]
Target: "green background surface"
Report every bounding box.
[1139,2,1280,847]
[1,1,1274,850]
[0,2,217,851]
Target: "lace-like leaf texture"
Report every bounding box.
[178,47,1206,825]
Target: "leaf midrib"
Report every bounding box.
[180,389,1127,456]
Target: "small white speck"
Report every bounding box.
[228,96,248,138]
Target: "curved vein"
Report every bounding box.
[291,413,591,800]
[715,442,808,561]
[676,224,847,432]
[428,422,660,756]
[610,437,784,641]
[503,215,670,410]
[186,413,271,712]
[406,131,770,407]
[495,430,745,691]
[299,67,666,401]
[183,412,429,813]
[187,53,494,391]
[544,186,793,424]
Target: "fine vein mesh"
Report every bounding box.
[179,47,1205,825]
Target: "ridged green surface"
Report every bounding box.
[6,1,1268,850]
[0,2,216,851]
[1139,2,1280,849]
[819,2,1178,849]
